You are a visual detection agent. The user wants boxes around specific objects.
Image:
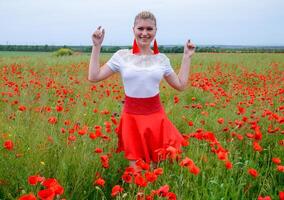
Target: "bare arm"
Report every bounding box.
[88,26,115,83]
[164,40,195,91]
[88,45,114,82]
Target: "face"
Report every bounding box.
[133,18,157,48]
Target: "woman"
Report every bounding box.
[88,11,195,171]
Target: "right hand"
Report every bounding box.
[92,26,105,46]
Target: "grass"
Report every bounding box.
[0,51,283,200]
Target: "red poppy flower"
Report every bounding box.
[55,105,63,112]
[18,105,26,111]
[104,121,111,128]
[225,160,233,169]
[28,175,44,186]
[94,177,105,187]
[78,126,88,135]
[18,193,37,200]
[248,168,258,178]
[217,118,224,124]
[111,116,117,125]
[236,134,244,141]
[145,171,157,183]
[135,159,150,171]
[174,96,179,104]
[134,174,147,187]
[257,196,271,200]
[41,178,64,195]
[246,133,255,139]
[279,191,284,200]
[52,184,64,195]
[253,141,263,152]
[42,178,57,187]
[167,192,177,200]
[48,116,57,124]
[64,120,71,126]
[122,173,132,183]
[89,132,97,140]
[125,166,135,174]
[156,185,170,197]
[188,121,194,126]
[100,155,109,168]
[3,140,14,150]
[179,157,194,167]
[277,165,284,172]
[153,168,163,176]
[111,185,123,197]
[254,126,262,140]
[68,135,76,142]
[189,165,200,175]
[217,151,228,160]
[272,157,281,165]
[37,188,55,200]
[237,106,245,115]
[94,148,103,153]
[166,146,178,160]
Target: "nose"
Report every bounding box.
[142,29,148,35]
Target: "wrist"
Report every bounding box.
[183,54,192,60]
[93,44,102,49]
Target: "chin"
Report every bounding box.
[138,39,152,46]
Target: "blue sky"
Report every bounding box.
[1,0,283,46]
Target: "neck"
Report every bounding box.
[137,44,153,55]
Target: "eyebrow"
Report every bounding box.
[137,26,155,29]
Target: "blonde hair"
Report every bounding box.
[134,11,157,27]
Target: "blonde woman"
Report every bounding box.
[88,11,195,171]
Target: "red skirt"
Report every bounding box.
[115,94,185,163]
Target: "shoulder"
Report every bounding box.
[157,52,168,59]
[113,49,129,56]
[107,49,128,63]
[156,53,171,65]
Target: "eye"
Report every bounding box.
[147,28,153,31]
[137,27,144,31]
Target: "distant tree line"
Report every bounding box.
[0,45,284,53]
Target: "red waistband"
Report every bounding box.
[123,94,162,115]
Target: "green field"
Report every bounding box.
[0,51,283,200]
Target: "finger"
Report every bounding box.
[102,28,105,35]
[188,44,195,49]
[189,44,196,49]
[94,33,101,39]
[187,41,195,49]
[93,32,99,38]
[97,26,102,30]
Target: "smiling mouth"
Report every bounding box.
[140,37,150,40]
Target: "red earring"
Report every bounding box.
[153,39,159,54]
[132,39,140,54]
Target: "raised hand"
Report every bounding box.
[92,26,105,47]
[184,39,196,58]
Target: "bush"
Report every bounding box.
[53,48,74,57]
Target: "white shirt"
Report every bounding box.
[106,49,174,98]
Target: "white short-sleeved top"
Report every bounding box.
[106,49,174,98]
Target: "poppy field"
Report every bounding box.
[0,51,283,200]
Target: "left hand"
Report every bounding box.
[184,40,196,58]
